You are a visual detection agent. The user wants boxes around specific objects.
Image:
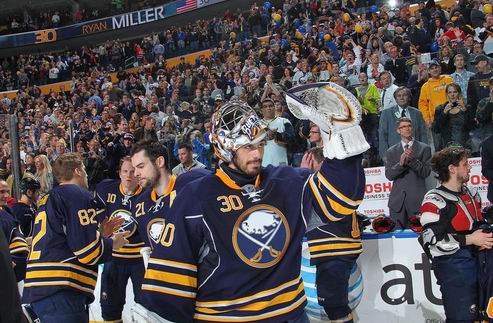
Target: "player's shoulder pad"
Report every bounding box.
[422,189,453,209]
[263,164,312,182]
[464,185,481,202]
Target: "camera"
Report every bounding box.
[451,102,458,108]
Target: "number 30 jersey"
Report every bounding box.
[23,184,113,304]
[140,156,366,323]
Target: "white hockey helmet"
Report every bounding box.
[211,100,267,163]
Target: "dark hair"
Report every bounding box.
[309,147,324,163]
[431,146,471,182]
[445,83,462,96]
[130,140,169,166]
[178,143,193,151]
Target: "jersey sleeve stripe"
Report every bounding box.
[113,246,144,253]
[141,284,197,298]
[148,258,198,272]
[326,196,355,215]
[310,249,363,258]
[73,231,101,255]
[309,177,342,222]
[309,242,362,252]
[78,242,102,264]
[317,173,362,206]
[145,269,198,288]
[308,237,361,244]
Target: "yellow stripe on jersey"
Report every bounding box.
[317,173,362,207]
[148,258,197,272]
[145,269,197,288]
[309,176,342,222]
[73,231,101,255]
[195,276,301,308]
[309,243,362,253]
[24,280,94,294]
[79,242,102,265]
[9,241,28,249]
[141,284,196,298]
[310,250,363,258]
[113,246,143,253]
[26,270,97,286]
[195,283,305,314]
[308,237,361,244]
[27,262,98,277]
[326,196,354,215]
[193,294,306,322]
[112,253,143,259]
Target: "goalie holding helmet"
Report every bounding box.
[135,83,369,323]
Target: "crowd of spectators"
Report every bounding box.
[0,0,173,36]
[1,0,493,193]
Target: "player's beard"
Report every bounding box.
[232,156,262,177]
[142,164,160,189]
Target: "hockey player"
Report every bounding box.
[420,146,493,322]
[0,179,29,282]
[11,177,41,238]
[95,156,144,323]
[130,140,209,251]
[22,153,129,322]
[137,82,369,323]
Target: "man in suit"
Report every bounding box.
[378,87,428,161]
[481,134,493,203]
[385,117,432,229]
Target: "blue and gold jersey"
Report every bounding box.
[132,169,210,250]
[23,184,113,304]
[140,156,365,323]
[0,207,28,281]
[95,179,144,263]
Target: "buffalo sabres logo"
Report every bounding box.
[110,209,136,237]
[232,205,290,268]
[147,218,165,250]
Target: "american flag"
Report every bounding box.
[176,0,197,14]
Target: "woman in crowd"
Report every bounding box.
[34,154,53,196]
[433,83,469,150]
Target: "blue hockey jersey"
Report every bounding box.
[132,169,210,250]
[0,207,29,281]
[95,179,144,263]
[140,156,365,323]
[23,184,113,304]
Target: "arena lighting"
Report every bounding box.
[388,0,397,8]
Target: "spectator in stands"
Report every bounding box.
[34,154,53,196]
[380,71,398,111]
[419,60,454,149]
[356,72,380,164]
[384,117,432,229]
[260,98,293,167]
[308,123,323,148]
[171,143,206,176]
[384,45,408,86]
[433,83,469,150]
[451,54,475,104]
[467,54,493,112]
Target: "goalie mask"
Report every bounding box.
[211,100,267,163]
[285,82,370,159]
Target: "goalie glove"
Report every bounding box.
[286,82,370,159]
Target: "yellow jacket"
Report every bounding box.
[418,75,454,124]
